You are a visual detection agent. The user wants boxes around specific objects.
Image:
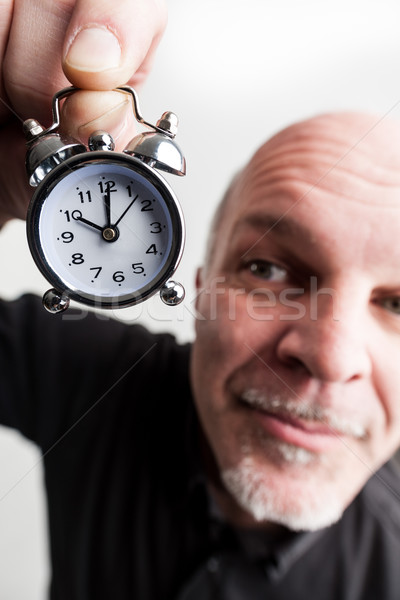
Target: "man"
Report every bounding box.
[2,113,400,600]
[191,111,400,534]
[186,112,400,597]
[1,2,400,599]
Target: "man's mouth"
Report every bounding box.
[238,388,367,453]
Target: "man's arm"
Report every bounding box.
[0,0,167,225]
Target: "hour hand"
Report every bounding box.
[75,215,103,232]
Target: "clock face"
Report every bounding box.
[27,153,184,307]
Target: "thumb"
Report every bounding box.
[62,0,167,90]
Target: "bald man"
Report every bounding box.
[2,112,400,599]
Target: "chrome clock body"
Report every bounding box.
[27,152,184,309]
[23,86,186,313]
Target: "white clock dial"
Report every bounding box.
[28,155,184,307]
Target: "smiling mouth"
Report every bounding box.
[237,390,367,453]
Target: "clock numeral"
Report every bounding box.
[140,199,154,212]
[98,180,116,194]
[78,190,92,203]
[64,209,82,222]
[132,262,145,275]
[146,244,158,255]
[150,222,162,234]
[113,271,125,283]
[71,253,84,265]
[89,266,102,279]
[59,232,74,243]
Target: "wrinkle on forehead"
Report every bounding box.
[256,112,400,170]
[239,112,400,207]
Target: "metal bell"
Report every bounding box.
[23,119,86,187]
[124,111,186,176]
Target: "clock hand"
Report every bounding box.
[114,194,139,227]
[75,215,104,232]
[104,190,111,227]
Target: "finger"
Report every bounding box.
[0,0,167,223]
[60,90,137,151]
[62,0,167,90]
[0,0,16,121]
[0,118,33,223]
[3,0,75,123]
[3,0,167,123]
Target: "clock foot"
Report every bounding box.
[43,289,70,314]
[160,281,185,306]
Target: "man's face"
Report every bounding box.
[190,114,400,531]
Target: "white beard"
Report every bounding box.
[218,385,368,531]
[221,450,345,532]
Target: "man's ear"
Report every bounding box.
[195,266,204,291]
[193,267,205,314]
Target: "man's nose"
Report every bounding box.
[276,288,372,383]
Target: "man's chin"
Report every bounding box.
[221,453,346,532]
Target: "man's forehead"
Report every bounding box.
[207,112,400,270]
[243,113,400,190]
[254,112,400,167]
[232,212,312,240]
[229,113,400,214]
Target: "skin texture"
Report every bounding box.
[0,0,167,223]
[190,112,400,530]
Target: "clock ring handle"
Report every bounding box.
[116,86,175,139]
[38,85,174,140]
[45,86,80,136]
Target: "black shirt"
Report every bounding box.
[1,295,400,599]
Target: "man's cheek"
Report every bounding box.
[194,278,230,321]
[196,321,257,403]
[195,290,247,346]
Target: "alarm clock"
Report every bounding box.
[23,86,186,314]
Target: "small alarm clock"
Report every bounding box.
[23,86,186,314]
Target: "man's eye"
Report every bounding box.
[381,297,400,315]
[246,260,288,281]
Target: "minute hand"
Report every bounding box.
[114,194,139,227]
[104,190,111,227]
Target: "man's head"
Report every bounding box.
[190,112,400,532]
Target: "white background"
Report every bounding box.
[1,0,400,597]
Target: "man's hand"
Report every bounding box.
[0,0,167,223]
